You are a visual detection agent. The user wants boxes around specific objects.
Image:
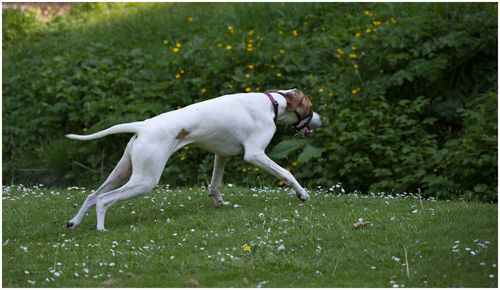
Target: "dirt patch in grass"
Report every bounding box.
[2,2,73,21]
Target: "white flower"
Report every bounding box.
[258,213,264,218]
[277,244,285,252]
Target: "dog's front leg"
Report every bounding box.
[244,151,310,201]
[208,154,231,207]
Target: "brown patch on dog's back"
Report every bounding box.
[176,128,190,139]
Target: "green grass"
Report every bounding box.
[3,184,497,287]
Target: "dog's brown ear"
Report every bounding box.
[284,88,301,112]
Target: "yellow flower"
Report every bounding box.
[352,89,357,94]
[248,30,254,35]
[163,40,168,45]
[228,26,233,30]
[373,20,381,26]
[279,30,283,34]
[337,48,344,55]
[242,168,247,172]
[243,246,251,251]
[276,73,282,77]
[245,74,250,78]
[318,88,324,93]
[83,128,88,132]
[278,181,284,186]
[286,168,291,171]
[247,43,253,48]
[172,47,180,52]
[391,17,396,23]
[180,69,184,74]
[322,27,326,31]
[352,46,356,50]
[254,168,260,172]
[354,64,358,69]
[270,64,275,68]
[245,87,251,92]
[218,43,223,47]
[355,32,361,38]
[176,43,181,48]
[229,84,233,88]
[336,54,341,58]
[349,54,357,58]
[226,45,232,50]
[433,168,438,173]
[364,10,373,16]
[293,30,298,37]
[292,162,298,166]
[248,65,254,69]
[247,47,254,52]
[181,155,186,161]
[189,17,193,22]
[323,103,328,108]
[184,146,189,150]
[175,74,180,79]
[201,88,207,93]
[280,49,285,54]
[366,28,371,33]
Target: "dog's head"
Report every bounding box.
[279,88,322,137]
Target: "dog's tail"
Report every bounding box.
[66,122,144,141]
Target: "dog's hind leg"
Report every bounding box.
[208,154,230,208]
[94,140,170,231]
[66,137,135,229]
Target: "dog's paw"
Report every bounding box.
[296,192,310,201]
[213,200,231,208]
[66,221,78,230]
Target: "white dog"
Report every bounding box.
[66,88,322,231]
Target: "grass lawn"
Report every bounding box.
[2,184,497,287]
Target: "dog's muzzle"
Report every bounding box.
[295,112,322,137]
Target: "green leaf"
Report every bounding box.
[297,145,324,163]
[269,139,309,159]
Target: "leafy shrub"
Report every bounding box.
[2,3,497,200]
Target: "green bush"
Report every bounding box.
[2,3,497,200]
